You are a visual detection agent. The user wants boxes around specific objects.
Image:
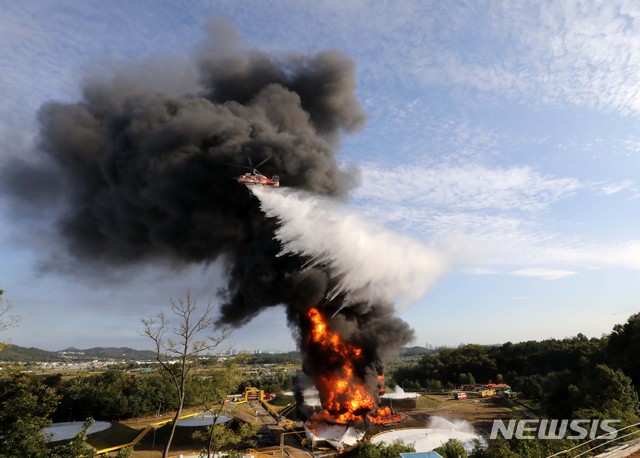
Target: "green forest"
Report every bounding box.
[388,312,640,457]
[392,312,640,423]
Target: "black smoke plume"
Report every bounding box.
[2,22,414,408]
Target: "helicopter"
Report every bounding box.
[234,156,280,187]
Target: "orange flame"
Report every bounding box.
[368,406,405,425]
[306,307,404,425]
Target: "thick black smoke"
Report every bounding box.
[2,23,414,405]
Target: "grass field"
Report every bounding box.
[404,393,527,434]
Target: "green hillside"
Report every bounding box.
[0,345,156,362]
[59,346,156,360]
[0,344,61,362]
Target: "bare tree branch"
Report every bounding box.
[0,290,20,335]
[140,291,232,458]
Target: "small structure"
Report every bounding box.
[381,385,421,409]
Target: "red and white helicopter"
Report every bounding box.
[235,157,280,187]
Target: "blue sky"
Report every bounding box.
[1,0,640,351]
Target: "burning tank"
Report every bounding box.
[299,307,406,449]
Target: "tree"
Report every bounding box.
[458,372,475,386]
[607,313,640,389]
[512,374,544,401]
[190,355,258,457]
[541,370,583,418]
[55,371,178,421]
[469,436,567,458]
[0,289,20,351]
[142,291,231,458]
[435,438,468,458]
[115,447,134,458]
[578,364,640,424]
[195,422,258,458]
[51,418,97,458]
[352,439,415,457]
[0,370,60,457]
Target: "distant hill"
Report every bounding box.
[58,347,157,360]
[0,344,432,363]
[246,350,302,365]
[244,347,434,364]
[0,344,62,362]
[400,346,436,357]
[0,345,156,362]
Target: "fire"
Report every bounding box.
[368,406,405,424]
[306,307,404,425]
[377,374,386,394]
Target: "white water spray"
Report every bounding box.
[427,416,476,435]
[251,186,448,308]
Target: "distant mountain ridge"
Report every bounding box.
[400,346,436,357]
[0,345,62,362]
[0,345,156,362]
[0,344,433,363]
[59,346,157,360]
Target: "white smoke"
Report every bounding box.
[250,186,448,308]
[427,416,476,435]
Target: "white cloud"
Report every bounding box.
[398,1,640,116]
[426,212,640,272]
[461,267,500,275]
[0,3,200,132]
[623,139,640,153]
[354,163,580,213]
[351,162,640,274]
[511,268,577,280]
[599,180,634,196]
[602,241,640,270]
